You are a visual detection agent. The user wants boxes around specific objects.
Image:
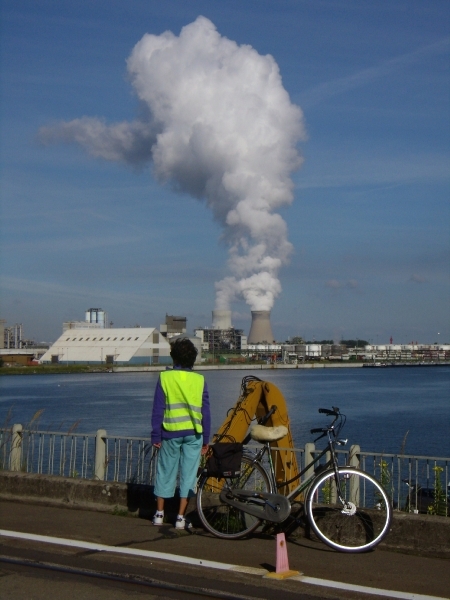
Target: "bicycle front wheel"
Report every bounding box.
[196,456,271,539]
[305,467,392,553]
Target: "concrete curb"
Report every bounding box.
[0,471,153,515]
[1,471,449,558]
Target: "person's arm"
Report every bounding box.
[201,381,211,451]
[151,376,166,446]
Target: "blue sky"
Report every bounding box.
[1,0,449,344]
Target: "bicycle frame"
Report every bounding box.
[288,430,349,503]
[243,427,351,511]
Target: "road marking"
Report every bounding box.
[296,575,448,600]
[0,529,446,600]
[0,529,244,572]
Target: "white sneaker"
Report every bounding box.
[175,516,192,530]
[152,513,164,525]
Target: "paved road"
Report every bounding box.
[0,501,448,600]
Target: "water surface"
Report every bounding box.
[1,367,449,457]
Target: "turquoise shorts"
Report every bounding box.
[154,434,202,499]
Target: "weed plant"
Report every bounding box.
[428,466,448,517]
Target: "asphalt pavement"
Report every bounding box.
[0,500,449,600]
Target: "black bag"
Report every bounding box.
[205,442,243,478]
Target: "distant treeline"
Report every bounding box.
[303,339,369,347]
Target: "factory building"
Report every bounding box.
[1,320,24,349]
[195,327,247,353]
[40,327,171,366]
[280,343,450,363]
[160,314,187,339]
[63,308,108,332]
[39,308,209,366]
[363,344,450,362]
[195,311,247,354]
[0,320,49,364]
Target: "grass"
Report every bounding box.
[111,506,135,517]
[427,466,448,517]
[0,407,87,476]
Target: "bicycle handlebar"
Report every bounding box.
[318,407,339,416]
[311,406,345,439]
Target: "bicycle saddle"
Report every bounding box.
[250,424,288,442]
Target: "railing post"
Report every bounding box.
[349,444,361,504]
[94,429,107,480]
[349,444,360,468]
[304,443,315,481]
[10,424,23,471]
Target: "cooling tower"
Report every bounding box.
[212,310,232,329]
[247,310,275,343]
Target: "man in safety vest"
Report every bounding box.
[151,338,211,529]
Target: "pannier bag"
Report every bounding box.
[205,442,243,478]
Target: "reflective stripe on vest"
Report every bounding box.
[160,370,204,434]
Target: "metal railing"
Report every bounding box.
[0,425,157,484]
[358,450,449,516]
[1,425,448,515]
[104,435,157,484]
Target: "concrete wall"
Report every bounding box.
[0,471,154,516]
[0,471,448,558]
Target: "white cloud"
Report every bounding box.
[37,17,306,313]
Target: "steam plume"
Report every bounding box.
[39,17,305,311]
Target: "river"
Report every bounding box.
[1,366,449,457]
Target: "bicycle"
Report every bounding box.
[196,406,392,553]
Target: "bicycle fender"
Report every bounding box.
[219,489,291,523]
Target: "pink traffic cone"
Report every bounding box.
[265,533,301,580]
[276,532,290,572]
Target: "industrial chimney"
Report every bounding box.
[247,310,274,343]
[212,310,232,329]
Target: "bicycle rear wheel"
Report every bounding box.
[196,456,271,539]
[305,467,392,552]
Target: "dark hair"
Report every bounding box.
[170,338,198,368]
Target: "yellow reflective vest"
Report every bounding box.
[160,370,204,434]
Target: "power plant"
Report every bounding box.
[195,311,246,354]
[196,309,274,352]
[247,310,275,344]
[212,310,232,330]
